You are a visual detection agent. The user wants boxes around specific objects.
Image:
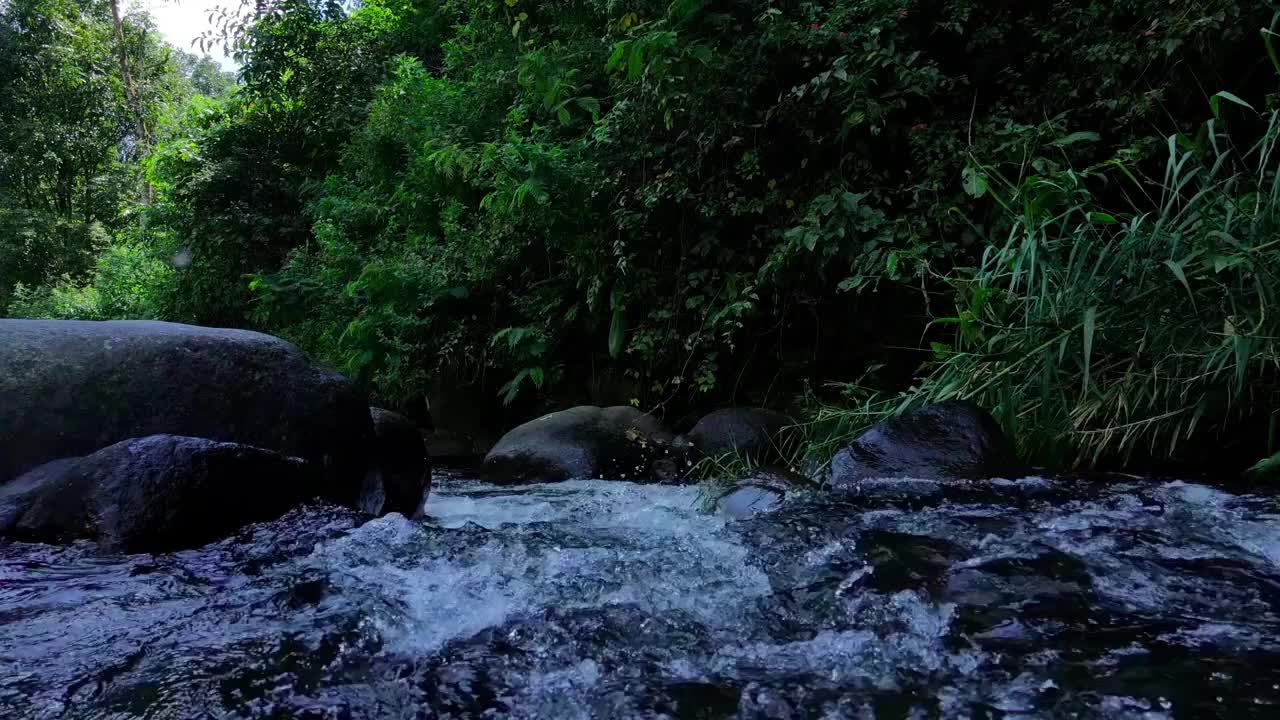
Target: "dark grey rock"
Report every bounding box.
[687,408,795,462]
[828,400,1022,489]
[0,320,372,504]
[0,435,317,552]
[482,405,681,484]
[365,408,430,517]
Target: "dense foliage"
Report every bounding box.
[0,0,235,316]
[5,0,1280,472]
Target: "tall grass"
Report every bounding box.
[811,102,1280,472]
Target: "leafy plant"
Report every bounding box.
[818,99,1280,470]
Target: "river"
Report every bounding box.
[2,470,1280,718]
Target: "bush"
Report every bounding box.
[5,240,173,321]
[809,97,1280,471]
[238,0,1274,412]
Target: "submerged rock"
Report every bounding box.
[688,407,795,462]
[0,435,317,552]
[482,405,682,484]
[365,407,430,516]
[0,320,372,502]
[827,401,1022,489]
[716,467,806,518]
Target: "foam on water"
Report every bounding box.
[3,474,1280,718]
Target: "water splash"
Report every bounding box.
[1,475,1279,718]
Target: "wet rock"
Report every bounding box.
[363,408,430,517]
[853,530,970,596]
[482,405,683,484]
[942,549,1094,643]
[827,401,1021,489]
[688,407,795,463]
[717,468,806,518]
[0,320,372,503]
[0,435,317,552]
[719,486,785,518]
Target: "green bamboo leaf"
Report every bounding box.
[1209,90,1254,119]
[1264,27,1280,77]
[1081,306,1096,396]
[1050,131,1100,147]
[608,306,626,357]
[1163,259,1195,304]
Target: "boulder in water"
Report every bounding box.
[0,320,372,504]
[828,401,1021,489]
[363,408,430,516]
[482,405,681,484]
[0,435,317,552]
[687,407,795,462]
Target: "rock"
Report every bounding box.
[364,408,430,517]
[482,405,681,484]
[687,408,795,462]
[828,400,1021,489]
[716,468,805,518]
[0,435,317,552]
[0,320,372,505]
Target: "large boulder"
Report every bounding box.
[482,405,682,484]
[687,407,795,462]
[363,408,430,517]
[0,320,372,503]
[0,435,317,552]
[828,401,1022,489]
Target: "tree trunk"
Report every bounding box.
[108,0,151,205]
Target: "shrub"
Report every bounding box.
[810,97,1280,471]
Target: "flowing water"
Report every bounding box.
[3,470,1280,719]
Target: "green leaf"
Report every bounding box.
[1163,259,1194,303]
[1246,449,1280,480]
[961,166,985,198]
[803,230,819,251]
[1209,90,1254,118]
[1212,254,1247,273]
[498,368,531,405]
[606,43,626,72]
[511,21,520,38]
[575,96,600,120]
[1050,131,1100,147]
[627,45,643,79]
[1264,27,1280,77]
[1088,212,1117,224]
[608,306,626,358]
[1081,306,1096,396]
